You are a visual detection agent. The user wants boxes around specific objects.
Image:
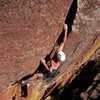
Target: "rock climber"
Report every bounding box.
[21,24,68,86]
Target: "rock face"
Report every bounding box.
[0,0,72,91]
[0,0,100,100]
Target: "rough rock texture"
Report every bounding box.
[0,0,72,91]
[0,0,100,100]
[44,48,100,100]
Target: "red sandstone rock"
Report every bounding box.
[0,0,100,100]
[0,0,72,91]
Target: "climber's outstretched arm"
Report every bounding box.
[58,24,68,52]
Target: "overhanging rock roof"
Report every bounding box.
[0,0,72,91]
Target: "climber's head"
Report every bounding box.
[57,51,66,62]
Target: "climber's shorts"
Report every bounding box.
[44,69,60,78]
